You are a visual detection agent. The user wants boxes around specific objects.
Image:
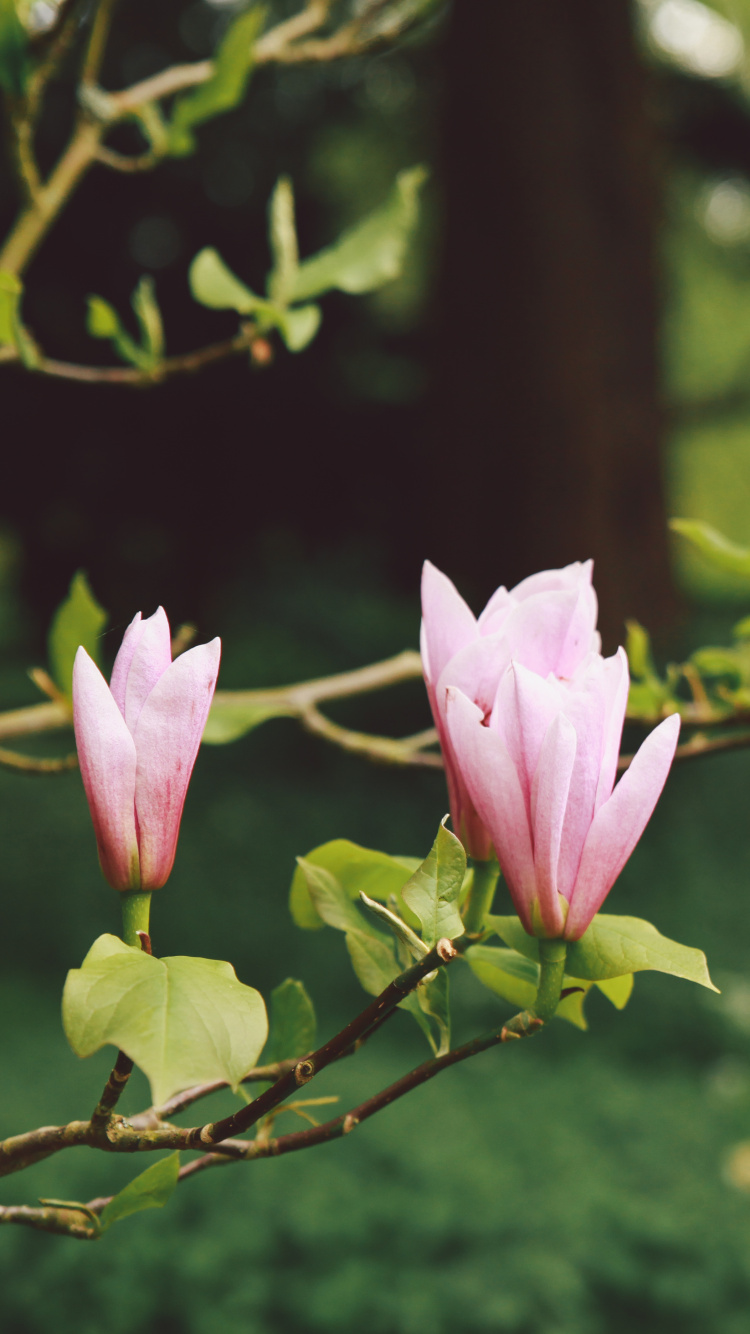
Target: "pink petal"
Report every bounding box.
[109,612,144,718]
[553,667,610,899]
[530,712,576,936]
[72,647,139,890]
[420,561,477,686]
[493,663,563,810]
[124,607,173,734]
[494,588,595,679]
[477,584,513,634]
[133,638,221,889]
[437,632,514,719]
[445,687,537,932]
[564,712,681,939]
[594,648,630,811]
[509,558,594,601]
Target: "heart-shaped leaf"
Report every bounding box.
[63,935,268,1104]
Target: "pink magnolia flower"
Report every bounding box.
[421,560,600,859]
[73,608,221,891]
[444,649,680,940]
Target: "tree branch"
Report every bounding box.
[0,936,461,1179]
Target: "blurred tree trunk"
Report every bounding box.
[427,0,677,649]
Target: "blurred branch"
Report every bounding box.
[81,0,118,87]
[619,727,750,772]
[0,323,259,384]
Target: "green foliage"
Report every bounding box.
[487,914,717,990]
[290,838,420,930]
[262,978,316,1065]
[0,0,28,97]
[202,695,297,743]
[189,166,426,353]
[168,6,264,156]
[296,851,450,1054]
[48,570,107,697]
[62,935,268,1104]
[290,166,428,301]
[464,944,628,1030]
[401,819,465,946]
[98,1154,181,1232]
[86,279,165,371]
[671,517,750,579]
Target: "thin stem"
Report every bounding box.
[0,117,103,275]
[0,747,77,774]
[81,0,119,86]
[90,1049,133,1124]
[462,859,499,934]
[299,702,441,768]
[121,892,151,947]
[534,939,567,1021]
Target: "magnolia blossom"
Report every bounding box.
[445,649,680,940]
[421,560,600,859]
[73,608,221,891]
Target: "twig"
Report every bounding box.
[184,937,460,1149]
[299,703,442,768]
[0,937,461,1179]
[81,0,118,86]
[618,728,750,772]
[0,324,258,384]
[0,747,77,774]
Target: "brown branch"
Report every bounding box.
[0,325,257,384]
[0,747,77,774]
[618,727,750,772]
[184,937,461,1150]
[81,0,119,87]
[0,936,461,1180]
[298,702,442,768]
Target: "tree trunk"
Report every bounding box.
[427,0,677,649]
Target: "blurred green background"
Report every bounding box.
[8,0,750,1330]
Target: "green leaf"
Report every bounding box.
[670,518,750,579]
[62,935,268,1105]
[267,176,299,306]
[202,694,296,744]
[344,928,440,1052]
[690,646,743,682]
[625,620,656,680]
[0,269,22,347]
[465,946,592,1030]
[276,303,322,352]
[487,914,718,990]
[345,928,399,995]
[131,276,164,361]
[297,858,374,935]
[87,296,120,339]
[290,166,428,302]
[99,1153,180,1232]
[416,967,451,1055]
[262,978,316,1065]
[86,290,155,371]
[48,570,107,697]
[169,6,264,155]
[189,248,266,316]
[401,820,466,947]
[290,839,420,931]
[0,0,28,97]
[595,973,634,1010]
[358,891,427,959]
[189,248,321,352]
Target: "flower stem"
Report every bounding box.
[534,939,567,1021]
[121,892,152,948]
[462,859,499,934]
